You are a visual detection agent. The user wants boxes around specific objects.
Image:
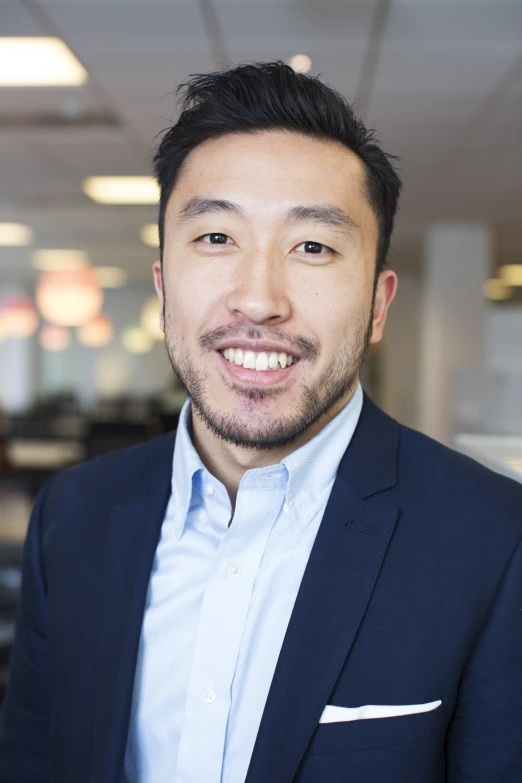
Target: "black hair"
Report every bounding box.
[153,61,402,276]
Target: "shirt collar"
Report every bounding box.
[281,382,363,533]
[171,382,364,538]
[171,398,206,539]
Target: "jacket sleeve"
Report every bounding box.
[0,481,54,783]
[446,537,522,781]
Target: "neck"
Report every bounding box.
[189,384,358,509]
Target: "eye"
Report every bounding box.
[197,233,234,245]
[294,241,334,255]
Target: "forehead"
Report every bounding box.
[166,130,376,231]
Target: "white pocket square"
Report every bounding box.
[319,699,442,724]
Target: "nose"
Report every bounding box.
[226,252,291,325]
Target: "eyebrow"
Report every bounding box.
[176,196,359,236]
[286,204,359,235]
[177,196,242,223]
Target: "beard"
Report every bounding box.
[164,311,372,451]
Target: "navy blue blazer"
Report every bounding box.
[1,394,522,783]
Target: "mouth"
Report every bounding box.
[219,346,299,371]
[215,346,300,385]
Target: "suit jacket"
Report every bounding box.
[1,394,522,783]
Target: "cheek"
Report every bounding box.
[294,271,370,335]
[164,264,225,335]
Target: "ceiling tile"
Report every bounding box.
[0,1,44,35]
[387,2,522,43]
[42,1,206,51]
[215,0,378,41]
[372,40,520,96]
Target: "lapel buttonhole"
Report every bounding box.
[345,520,378,535]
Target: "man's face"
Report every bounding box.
[154,130,396,450]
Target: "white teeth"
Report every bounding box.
[268,352,279,369]
[243,350,256,369]
[255,352,268,371]
[221,347,297,371]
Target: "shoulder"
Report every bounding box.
[43,429,176,512]
[396,422,522,535]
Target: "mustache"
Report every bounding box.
[199,324,319,361]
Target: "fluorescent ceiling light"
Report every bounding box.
[32,249,89,271]
[94,266,127,288]
[0,222,33,246]
[499,264,522,287]
[289,54,312,73]
[482,278,511,301]
[140,223,160,248]
[0,37,87,87]
[83,177,159,205]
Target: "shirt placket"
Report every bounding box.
[175,483,285,783]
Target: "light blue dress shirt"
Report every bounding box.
[124,383,363,783]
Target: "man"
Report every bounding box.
[1,61,521,783]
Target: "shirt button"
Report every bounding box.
[283,502,290,513]
[204,484,214,496]
[227,560,241,578]
[202,687,217,704]
[196,508,207,523]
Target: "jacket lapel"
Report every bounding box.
[88,433,175,783]
[245,394,401,783]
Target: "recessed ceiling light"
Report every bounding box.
[94,267,127,288]
[482,278,511,301]
[83,177,160,205]
[140,223,160,248]
[32,249,89,271]
[289,54,312,73]
[499,264,522,287]
[0,222,33,246]
[0,37,88,87]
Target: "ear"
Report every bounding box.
[370,270,398,345]
[152,260,165,333]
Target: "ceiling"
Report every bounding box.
[1,0,521,284]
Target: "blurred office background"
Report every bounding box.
[1,0,522,698]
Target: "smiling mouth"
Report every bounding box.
[219,347,299,372]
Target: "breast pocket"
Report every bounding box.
[307,701,446,755]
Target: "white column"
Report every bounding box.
[418,223,490,445]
